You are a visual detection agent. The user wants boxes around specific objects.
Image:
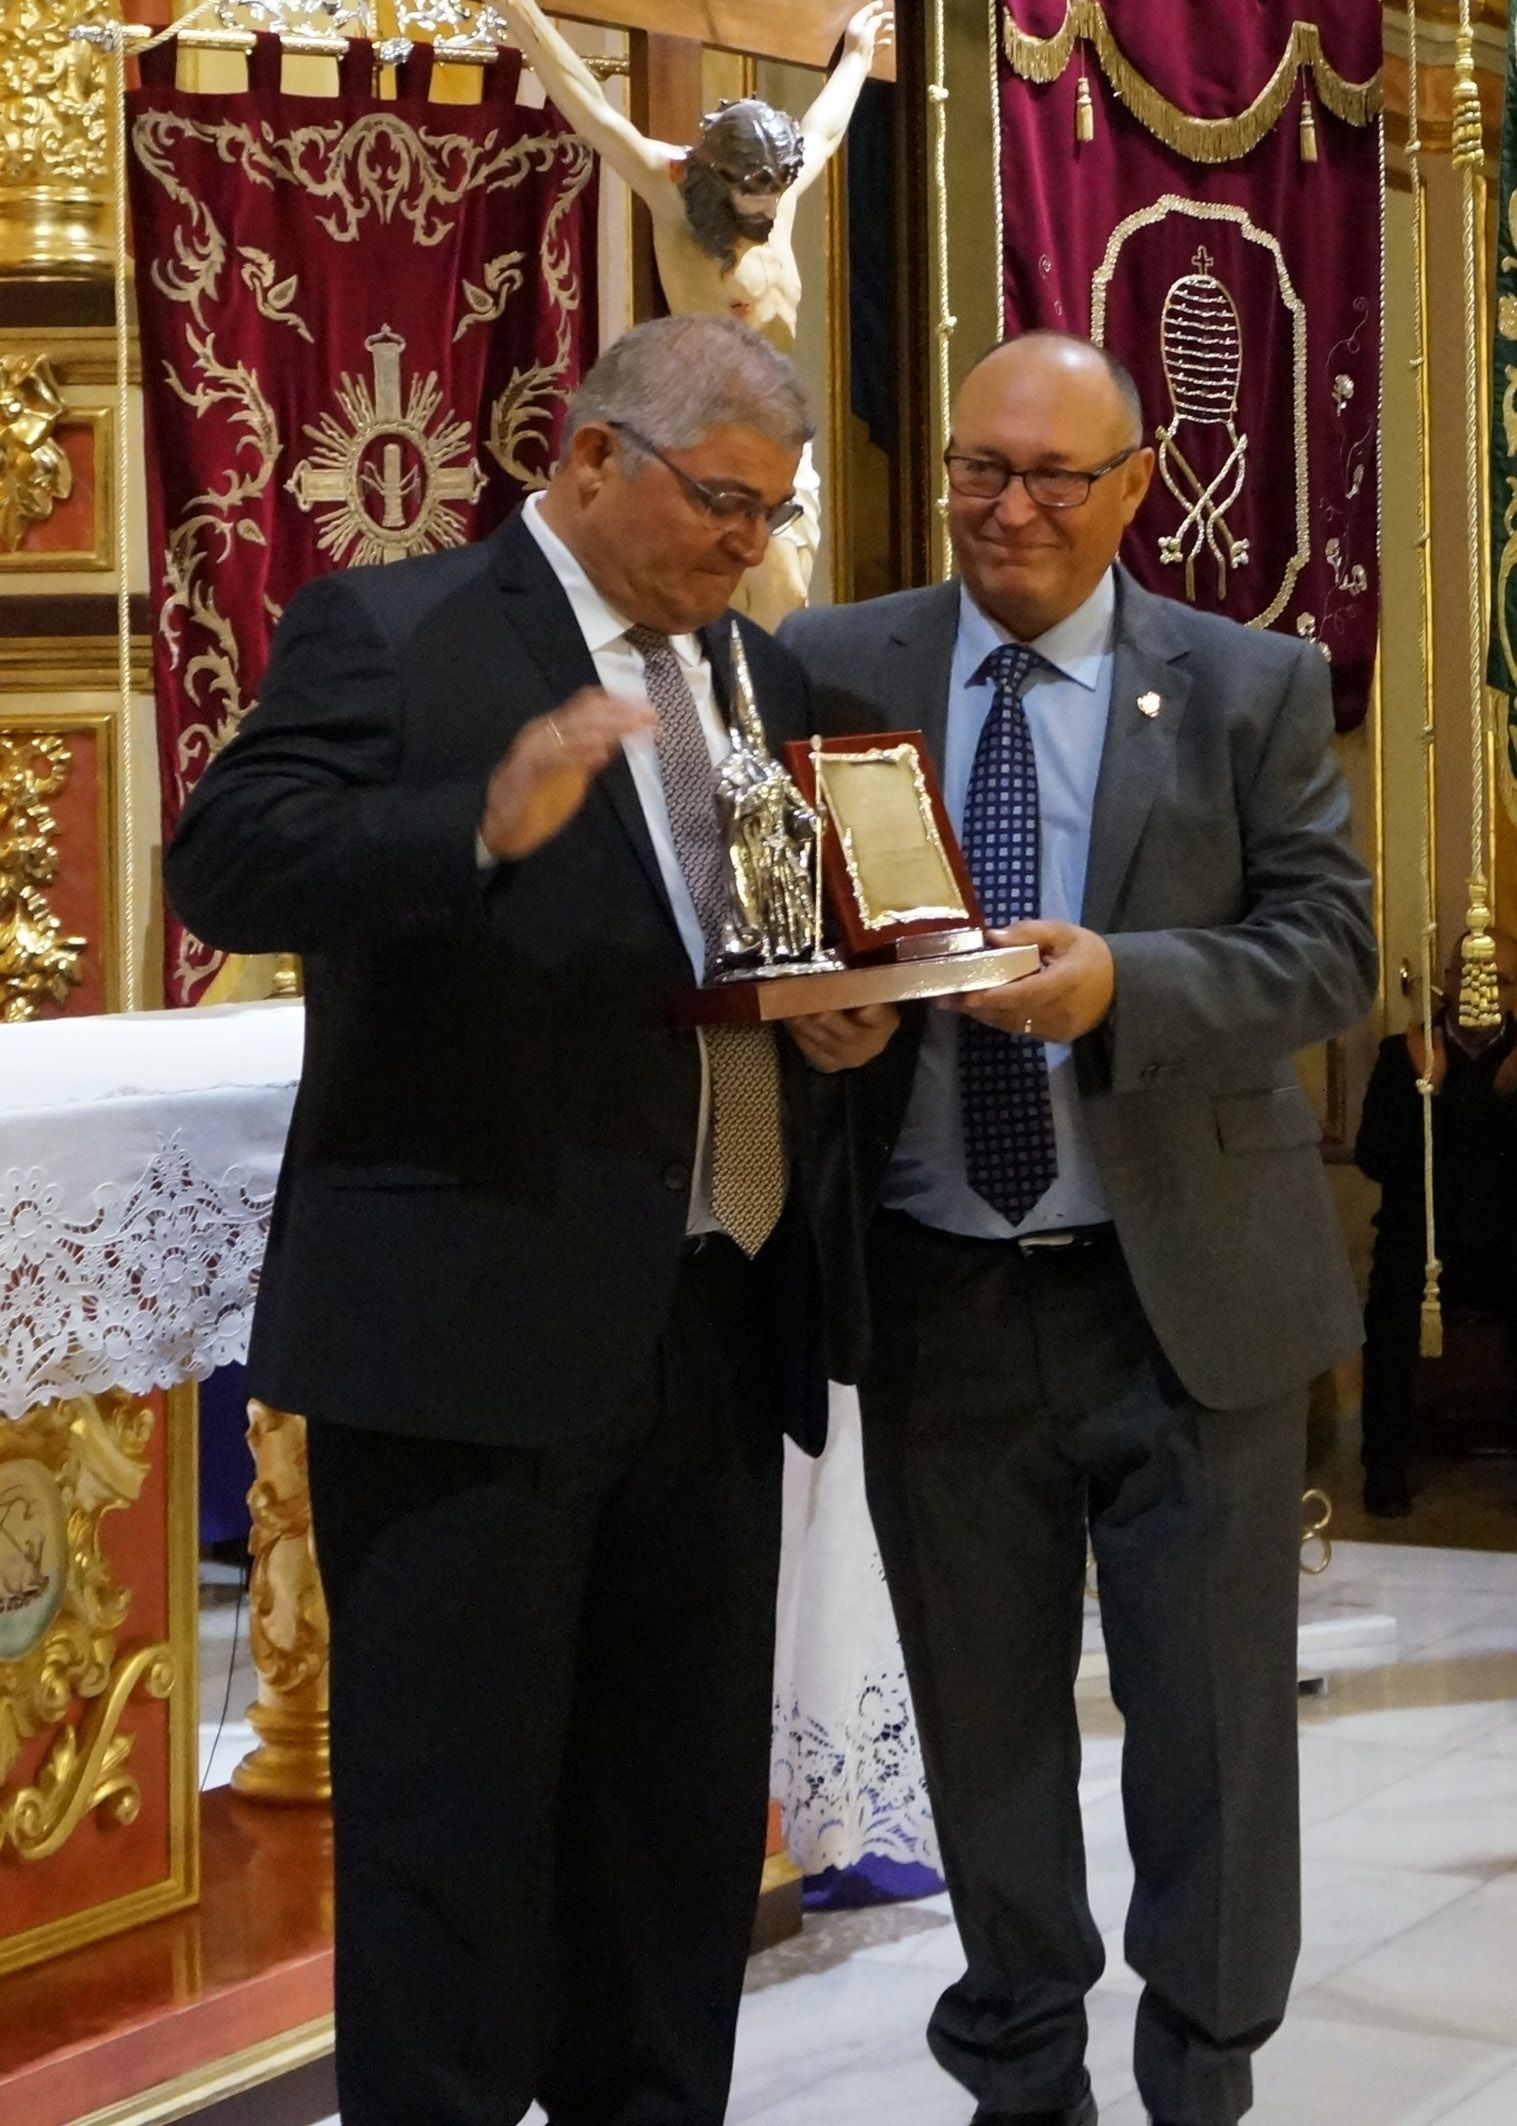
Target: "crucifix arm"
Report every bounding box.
[794,2,893,196]
[498,0,684,215]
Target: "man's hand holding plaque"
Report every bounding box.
[942,918,1116,1044]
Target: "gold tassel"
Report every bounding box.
[1419,1289,1444,1359]
[1075,73,1094,143]
[1458,904,1503,1029]
[1299,92,1318,162]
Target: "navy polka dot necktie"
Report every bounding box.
[959,642,1059,1226]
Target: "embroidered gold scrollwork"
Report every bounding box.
[486,152,592,488]
[1155,246,1250,602]
[238,248,314,344]
[287,324,486,565]
[456,250,527,342]
[1091,196,1309,631]
[1001,2,1381,162]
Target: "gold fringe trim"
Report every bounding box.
[1002,2,1381,163]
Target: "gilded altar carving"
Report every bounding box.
[0,354,73,553]
[234,1401,330,1804]
[0,1,108,190]
[0,730,87,1024]
[0,0,112,274]
[0,1393,175,1861]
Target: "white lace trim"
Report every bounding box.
[0,1134,274,1417]
[772,1669,939,1875]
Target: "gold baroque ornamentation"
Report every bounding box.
[233,1402,330,1804]
[0,0,108,189]
[245,1403,329,1702]
[1001,2,1381,162]
[0,354,73,552]
[1,1641,175,1860]
[0,1394,155,1828]
[0,730,87,1022]
[1091,196,1310,632]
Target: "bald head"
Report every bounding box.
[946,332,1154,640]
[962,333,1144,450]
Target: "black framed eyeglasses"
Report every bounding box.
[608,419,804,535]
[943,445,1140,510]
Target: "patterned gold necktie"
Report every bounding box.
[628,626,787,1257]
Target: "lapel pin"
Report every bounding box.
[1137,691,1161,720]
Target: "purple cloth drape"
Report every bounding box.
[996,2,1382,730]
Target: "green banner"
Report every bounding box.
[1488,8,1517,824]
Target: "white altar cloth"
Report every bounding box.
[0,1001,302,1420]
[0,999,934,1872]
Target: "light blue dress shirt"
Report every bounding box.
[882,570,1117,1238]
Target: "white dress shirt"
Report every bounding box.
[520,492,728,1231]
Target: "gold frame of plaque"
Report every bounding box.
[785,730,985,965]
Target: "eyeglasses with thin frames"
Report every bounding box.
[608,419,804,535]
[943,445,1140,510]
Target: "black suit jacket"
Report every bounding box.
[166,512,834,1449]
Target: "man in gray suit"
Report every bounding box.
[779,334,1376,2126]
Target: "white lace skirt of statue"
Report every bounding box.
[771,1380,938,1875]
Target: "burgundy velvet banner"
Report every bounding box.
[996,2,1382,730]
[128,37,597,1003]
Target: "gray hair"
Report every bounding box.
[559,314,814,465]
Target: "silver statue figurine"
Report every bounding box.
[712,623,835,977]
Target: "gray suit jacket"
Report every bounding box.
[779,567,1378,1412]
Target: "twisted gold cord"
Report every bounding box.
[1452,11,1502,1034]
[1406,1,1443,1356]
[109,24,139,1009]
[929,0,954,581]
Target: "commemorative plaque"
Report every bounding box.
[675,625,1039,1025]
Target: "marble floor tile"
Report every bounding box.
[1295,1726,1454,1828]
[1303,1746,1517,1876]
[1429,2057,1517,2122]
[194,1536,1517,2126]
[1309,1873,1517,2047]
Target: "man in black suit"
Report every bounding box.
[780,335,1377,2126]
[166,313,895,2126]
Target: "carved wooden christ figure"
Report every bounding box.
[499,0,893,625]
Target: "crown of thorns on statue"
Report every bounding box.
[691,100,805,188]
[679,99,806,266]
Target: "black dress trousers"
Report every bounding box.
[305,1235,783,2126]
[859,1212,1307,2126]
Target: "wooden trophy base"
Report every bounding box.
[675,942,1041,1026]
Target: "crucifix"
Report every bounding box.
[498,1,895,622]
